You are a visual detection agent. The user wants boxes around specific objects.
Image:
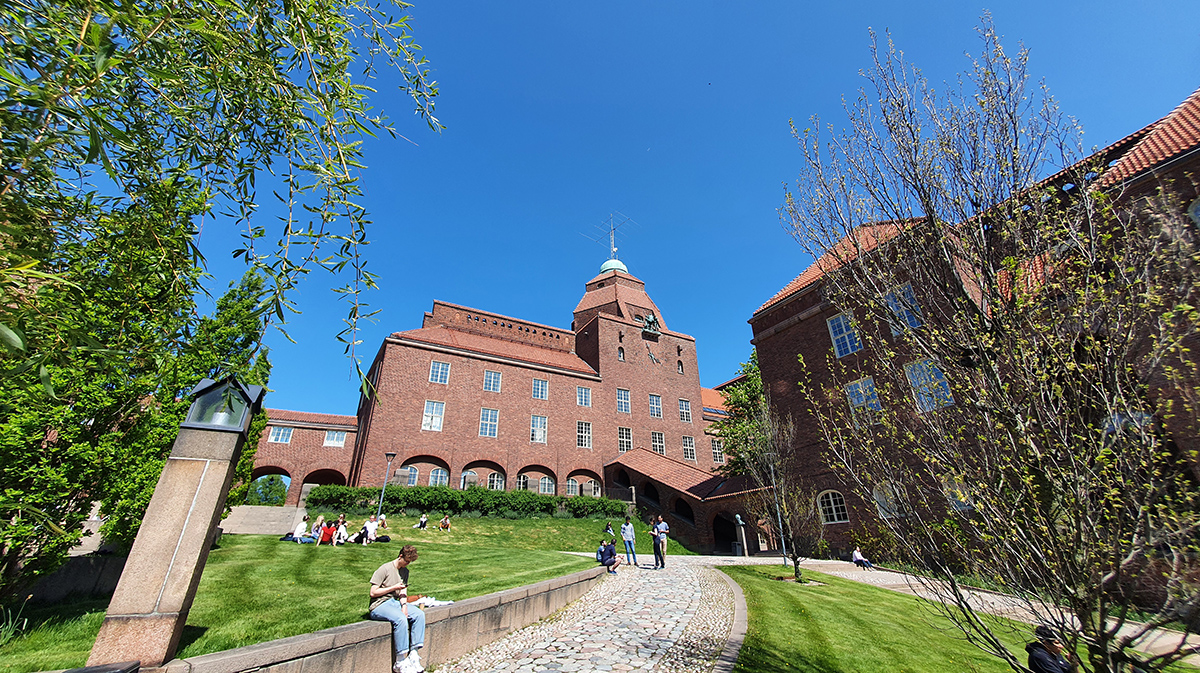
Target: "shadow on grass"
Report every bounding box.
[21,596,110,630]
[176,625,209,654]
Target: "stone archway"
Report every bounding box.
[712,511,738,554]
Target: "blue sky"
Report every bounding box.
[198,1,1200,416]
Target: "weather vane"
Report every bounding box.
[581,212,638,260]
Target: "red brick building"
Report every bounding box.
[253,259,764,550]
[749,87,1200,556]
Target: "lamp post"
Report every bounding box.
[89,376,264,668]
[376,452,397,520]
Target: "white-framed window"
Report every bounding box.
[905,359,954,412]
[649,394,663,418]
[487,472,505,490]
[826,313,863,358]
[711,438,725,464]
[405,466,419,486]
[616,388,631,414]
[429,468,449,487]
[530,415,547,443]
[617,347,625,361]
[618,427,632,453]
[678,399,692,423]
[817,490,850,524]
[421,401,445,432]
[479,408,499,437]
[682,436,696,461]
[566,478,579,496]
[651,431,665,455]
[845,377,882,425]
[323,430,347,447]
[460,470,478,489]
[586,479,601,497]
[516,474,530,491]
[429,360,451,384]
[539,476,556,494]
[577,421,592,449]
[873,482,904,519]
[885,283,922,334]
[268,426,293,444]
[483,369,502,392]
[577,386,591,407]
[532,378,548,400]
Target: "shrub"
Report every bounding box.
[403,507,422,517]
[307,484,628,520]
[462,510,483,519]
[563,495,627,519]
[552,510,573,519]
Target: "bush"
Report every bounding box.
[305,484,628,520]
[552,510,573,519]
[462,510,483,519]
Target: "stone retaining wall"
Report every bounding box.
[151,565,606,673]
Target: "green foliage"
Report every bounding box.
[306,484,627,520]
[245,475,288,507]
[710,350,765,477]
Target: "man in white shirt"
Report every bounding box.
[619,516,638,566]
[654,515,670,569]
[361,515,380,545]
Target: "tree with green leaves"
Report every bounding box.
[782,18,1198,672]
[711,350,765,477]
[0,0,436,600]
[246,475,288,506]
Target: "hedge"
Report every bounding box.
[305,484,627,519]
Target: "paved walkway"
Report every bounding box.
[434,555,777,673]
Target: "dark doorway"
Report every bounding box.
[713,513,737,553]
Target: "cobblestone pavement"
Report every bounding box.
[434,556,777,673]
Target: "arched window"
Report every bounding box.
[642,482,660,504]
[487,472,505,490]
[673,498,694,522]
[677,360,684,374]
[405,466,419,486]
[429,468,448,487]
[617,347,625,361]
[817,490,849,524]
[460,470,478,489]
[539,476,556,494]
[566,478,579,496]
[516,474,530,491]
[587,479,601,497]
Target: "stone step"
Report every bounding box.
[222,505,303,535]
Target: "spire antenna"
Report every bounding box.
[580,212,639,265]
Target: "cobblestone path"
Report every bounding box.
[434,556,774,673]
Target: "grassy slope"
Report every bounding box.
[0,527,596,673]
[724,565,1198,673]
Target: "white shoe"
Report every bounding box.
[408,649,425,673]
[393,658,414,673]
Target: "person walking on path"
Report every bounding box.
[369,545,427,673]
[620,516,638,566]
[653,515,670,569]
[1026,625,1077,673]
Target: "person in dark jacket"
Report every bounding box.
[1026,625,1076,673]
[598,538,623,573]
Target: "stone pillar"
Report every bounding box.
[87,428,246,668]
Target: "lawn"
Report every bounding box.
[0,530,593,673]
[723,565,1199,673]
[305,511,697,557]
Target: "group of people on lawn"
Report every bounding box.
[596,514,670,573]
[291,511,453,546]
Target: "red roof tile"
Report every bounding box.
[753,221,913,317]
[392,325,598,376]
[607,448,758,501]
[1101,86,1200,187]
[267,408,357,428]
[700,387,726,414]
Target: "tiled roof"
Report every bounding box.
[713,373,746,391]
[1100,86,1200,187]
[573,272,675,334]
[752,221,913,317]
[392,325,598,376]
[606,448,757,501]
[267,408,357,428]
[700,387,726,415]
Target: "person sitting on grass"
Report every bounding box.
[1026,625,1077,673]
[309,515,326,545]
[369,545,427,673]
[294,515,317,544]
[851,547,874,570]
[334,514,349,545]
[438,514,451,531]
[413,513,428,530]
[598,538,622,574]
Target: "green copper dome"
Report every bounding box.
[600,259,628,274]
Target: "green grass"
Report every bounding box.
[0,530,593,673]
[723,565,1199,673]
[308,511,697,556]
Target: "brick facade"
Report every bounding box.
[253,410,358,506]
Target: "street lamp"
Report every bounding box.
[376,452,397,519]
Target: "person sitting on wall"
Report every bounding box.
[851,547,874,570]
[413,514,429,530]
[438,514,451,531]
[598,538,623,574]
[368,545,427,673]
[1026,625,1077,673]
